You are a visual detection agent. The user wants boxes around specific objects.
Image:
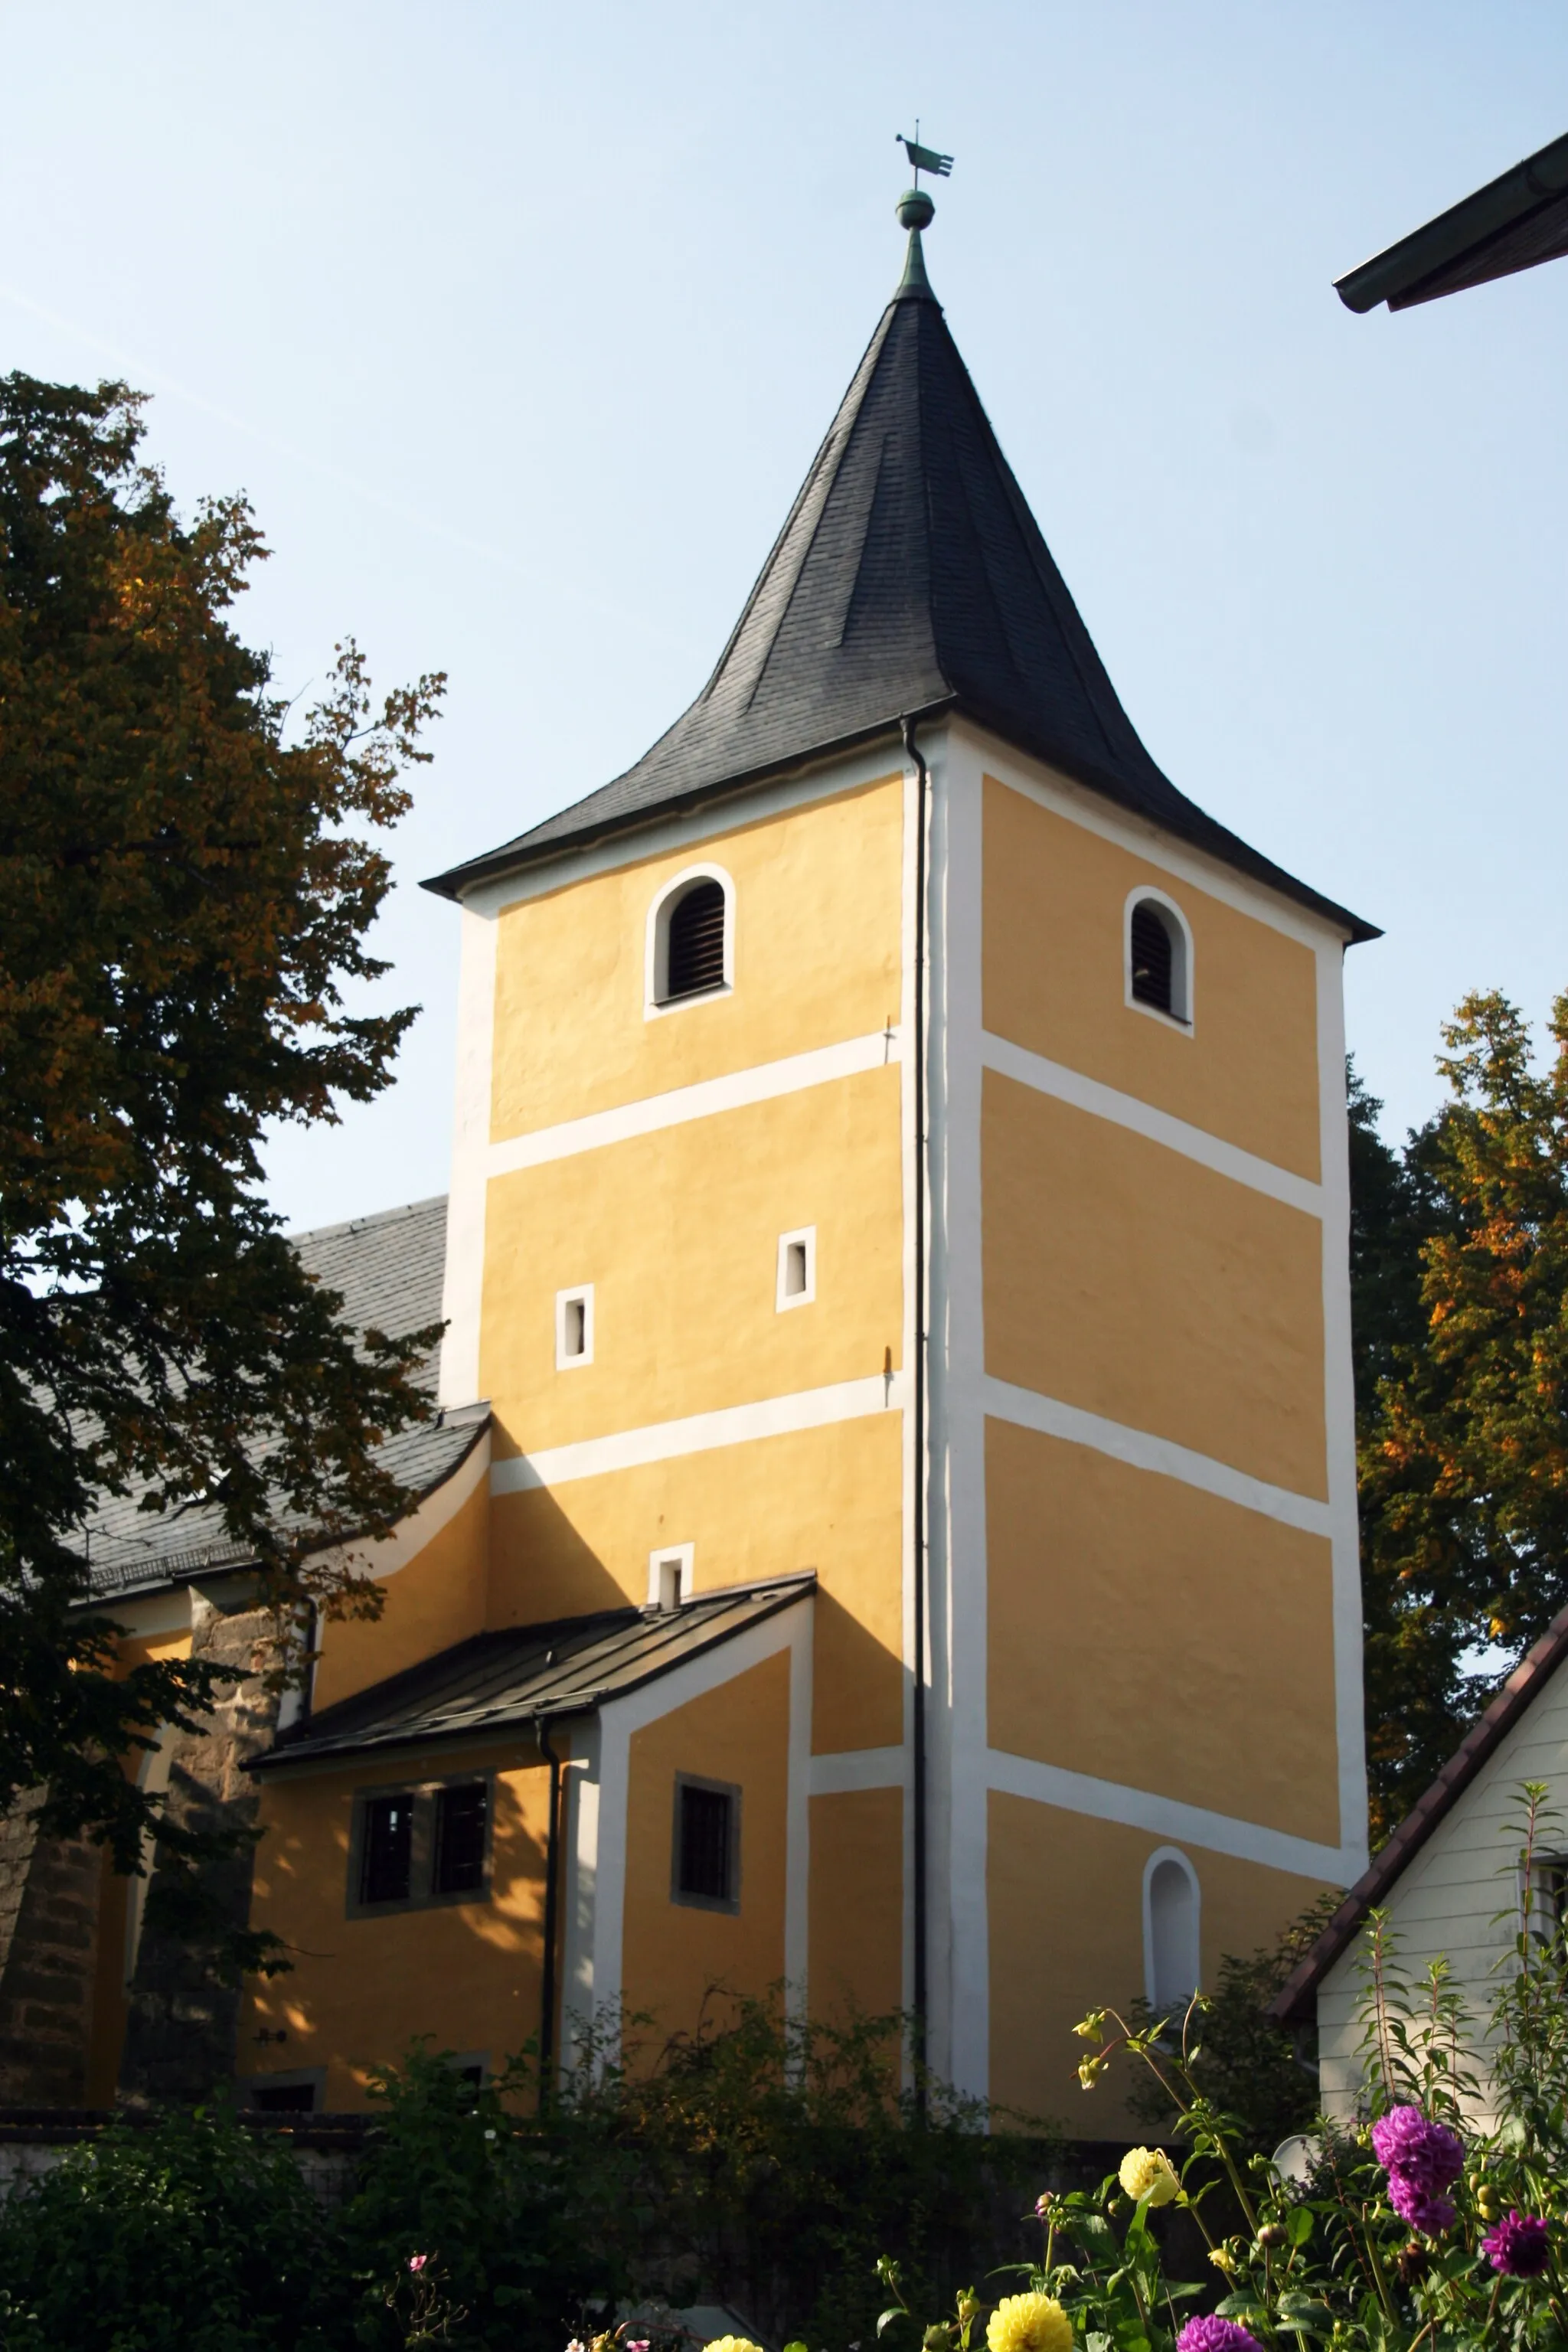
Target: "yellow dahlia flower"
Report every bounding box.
[1118,2146,1180,2207]
[985,2292,1072,2352]
[704,2338,766,2352]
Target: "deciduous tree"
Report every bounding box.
[0,372,443,1939]
[1354,998,1568,1835]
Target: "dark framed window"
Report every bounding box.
[434,1782,489,1896]
[672,1773,740,1913]
[665,880,727,1001]
[349,1775,495,1917]
[360,1792,414,1906]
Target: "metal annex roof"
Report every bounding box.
[426,220,1374,945]
[1271,1601,1568,2026]
[250,1572,816,1771]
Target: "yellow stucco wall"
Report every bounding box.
[986,1419,1340,1844]
[242,1738,556,2108]
[312,1468,491,1714]
[987,1792,1335,2130]
[489,775,904,1140]
[620,1652,791,2048]
[481,1069,902,1456]
[982,776,1322,1181]
[808,1785,903,2024]
[488,1418,904,1755]
[983,1073,1327,1499]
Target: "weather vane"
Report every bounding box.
[897,123,953,190]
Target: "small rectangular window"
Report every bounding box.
[433,1782,489,1896]
[674,1775,740,1910]
[556,1284,594,1368]
[360,1793,414,1906]
[776,1227,815,1311]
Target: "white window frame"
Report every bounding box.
[1123,886,1194,1034]
[1142,1844,1201,2015]
[647,1542,694,1611]
[776,1225,817,1312]
[645,864,735,1018]
[555,1283,595,1370]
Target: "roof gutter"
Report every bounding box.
[1335,129,1568,313]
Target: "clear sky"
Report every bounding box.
[5,2,1566,1231]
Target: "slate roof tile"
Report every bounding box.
[79,1197,473,1600]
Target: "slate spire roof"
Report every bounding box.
[429,214,1372,940]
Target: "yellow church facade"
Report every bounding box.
[51,192,1373,2126]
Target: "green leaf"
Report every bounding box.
[877,2309,907,2336]
[1286,2204,1314,2247]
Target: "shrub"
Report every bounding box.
[0,2097,352,2350]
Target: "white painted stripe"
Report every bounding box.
[986,1746,1354,1883]
[486,1029,899,1178]
[491,1371,908,1494]
[984,1376,1332,1535]
[810,1746,906,1796]
[982,1031,1323,1218]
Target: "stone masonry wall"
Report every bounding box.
[118,1592,283,2103]
[0,1797,103,2105]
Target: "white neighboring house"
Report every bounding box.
[1273,1606,1568,2127]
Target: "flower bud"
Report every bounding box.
[1256,2223,1287,2249]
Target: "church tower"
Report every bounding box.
[212,187,1373,2125]
[414,187,1373,2118]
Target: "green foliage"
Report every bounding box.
[511,1988,1049,2349]
[0,2099,352,2350]
[339,2040,606,2347]
[1349,1005,1568,1839]
[1125,1898,1338,2154]
[0,371,444,1933]
[880,1781,1568,2352]
[0,1995,1050,2350]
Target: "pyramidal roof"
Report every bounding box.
[428,211,1372,940]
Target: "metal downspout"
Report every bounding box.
[901,715,930,2104]
[535,1716,564,2102]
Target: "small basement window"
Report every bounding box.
[673,1774,740,1912]
[246,2070,325,2114]
[1126,893,1192,1027]
[433,1782,489,1897]
[360,1792,414,1906]
[648,868,733,1011]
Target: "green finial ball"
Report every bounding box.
[896,188,935,231]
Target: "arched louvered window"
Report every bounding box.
[1125,892,1192,1026]
[667,880,726,998]
[648,868,733,1011]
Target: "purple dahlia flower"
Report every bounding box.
[1370,2107,1464,2190]
[1481,2210,1551,2278]
[1175,2321,1264,2352]
[1387,2170,1456,2235]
